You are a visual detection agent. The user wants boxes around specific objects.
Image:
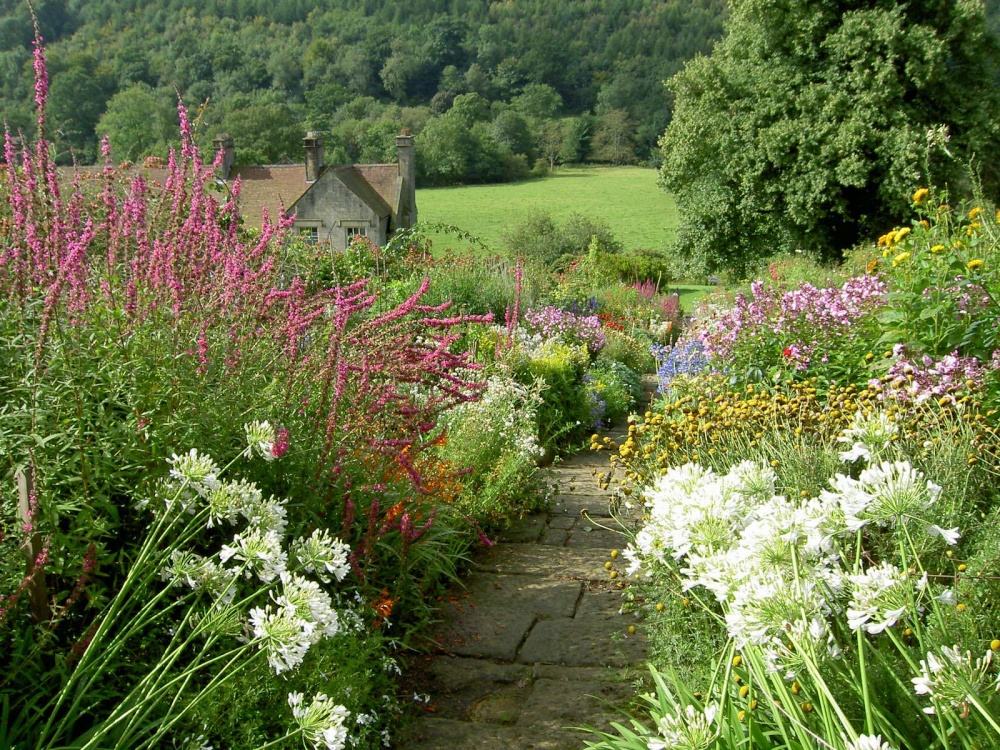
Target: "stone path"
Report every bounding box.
[395,397,653,749]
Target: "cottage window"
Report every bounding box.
[299,227,319,244]
[346,226,368,241]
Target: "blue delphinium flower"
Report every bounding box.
[651,338,709,393]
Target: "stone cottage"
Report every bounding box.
[214,130,417,251]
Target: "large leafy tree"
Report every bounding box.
[660,0,1000,274]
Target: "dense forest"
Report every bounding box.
[0,0,727,182]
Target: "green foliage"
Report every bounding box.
[96,82,178,161]
[661,0,1000,275]
[587,360,642,425]
[502,210,623,270]
[512,341,593,452]
[598,329,657,374]
[436,373,548,525]
[2,0,729,173]
[872,190,999,362]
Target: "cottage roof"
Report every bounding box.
[353,164,400,210]
[229,165,308,227]
[58,155,405,232]
[327,165,393,218]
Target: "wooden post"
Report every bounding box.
[16,466,50,624]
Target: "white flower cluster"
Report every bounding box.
[625,452,961,676]
[838,410,898,464]
[288,692,350,750]
[824,460,956,543]
[292,529,352,583]
[250,573,341,674]
[160,549,238,606]
[441,373,545,462]
[648,703,717,750]
[167,449,223,511]
[244,420,278,461]
[912,645,996,715]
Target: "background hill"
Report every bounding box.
[0,0,727,175]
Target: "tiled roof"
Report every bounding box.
[329,166,392,218]
[59,159,401,231]
[230,164,309,229]
[353,164,400,211]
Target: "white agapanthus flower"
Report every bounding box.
[161,550,238,606]
[292,529,352,583]
[927,524,961,545]
[648,703,717,750]
[839,441,872,464]
[843,733,895,750]
[837,410,898,463]
[912,645,993,715]
[276,572,341,641]
[221,528,287,582]
[829,461,941,531]
[240,493,289,536]
[846,561,919,634]
[727,459,777,503]
[167,449,222,500]
[725,576,833,650]
[244,420,277,461]
[250,604,316,674]
[287,692,350,750]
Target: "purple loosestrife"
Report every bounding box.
[1,35,495,595]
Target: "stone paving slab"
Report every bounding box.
[547,515,578,531]
[473,544,606,580]
[517,615,647,667]
[460,574,582,619]
[433,606,537,661]
[515,677,631,735]
[564,524,626,550]
[399,718,522,749]
[551,494,616,518]
[495,514,548,543]
[540,527,570,546]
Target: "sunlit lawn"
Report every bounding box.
[416,165,679,255]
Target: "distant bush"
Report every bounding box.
[502,210,623,270]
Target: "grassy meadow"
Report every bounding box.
[416,165,679,255]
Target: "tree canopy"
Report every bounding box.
[660,0,1000,275]
[0,0,728,172]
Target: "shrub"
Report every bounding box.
[512,340,592,452]
[435,372,547,525]
[585,360,643,427]
[599,329,657,374]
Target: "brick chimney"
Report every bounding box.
[213,133,235,179]
[396,129,416,227]
[304,131,324,182]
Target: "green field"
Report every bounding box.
[416,165,679,255]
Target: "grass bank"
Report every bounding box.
[416,165,679,255]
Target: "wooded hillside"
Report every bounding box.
[0,0,727,175]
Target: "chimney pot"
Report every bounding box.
[304,131,324,182]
